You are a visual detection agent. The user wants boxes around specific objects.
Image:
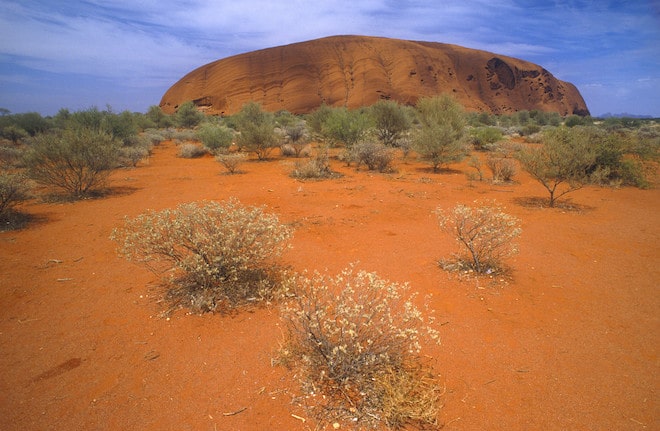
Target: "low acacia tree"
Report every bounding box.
[25,127,120,198]
[195,123,234,153]
[515,126,596,207]
[436,200,521,274]
[370,100,411,147]
[111,199,293,313]
[278,265,441,430]
[413,95,468,172]
[234,102,278,160]
[320,107,371,148]
[175,101,204,128]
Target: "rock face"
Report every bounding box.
[160,35,589,116]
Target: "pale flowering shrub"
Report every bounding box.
[278,265,442,430]
[111,199,293,313]
[436,200,521,274]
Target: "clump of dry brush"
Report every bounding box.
[111,198,293,313]
[277,265,442,430]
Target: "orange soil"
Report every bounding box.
[1,141,658,430]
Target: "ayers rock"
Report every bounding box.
[160,35,589,116]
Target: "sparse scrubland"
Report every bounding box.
[1,99,658,430]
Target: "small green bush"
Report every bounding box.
[111,199,293,313]
[175,101,204,128]
[25,127,120,198]
[195,123,233,152]
[413,95,468,172]
[278,265,441,430]
[469,127,502,151]
[437,200,521,274]
[0,172,30,221]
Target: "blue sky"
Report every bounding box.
[1,0,659,117]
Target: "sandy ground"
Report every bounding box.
[1,140,658,430]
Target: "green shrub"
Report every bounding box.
[320,107,371,148]
[278,265,441,430]
[469,127,502,151]
[175,101,204,128]
[413,95,468,172]
[436,200,521,274]
[195,123,234,152]
[370,100,411,147]
[25,128,120,198]
[515,127,597,207]
[234,102,278,160]
[1,125,29,144]
[111,199,293,313]
[0,172,30,220]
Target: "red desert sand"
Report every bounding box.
[1,140,658,430]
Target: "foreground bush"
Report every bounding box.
[278,266,441,430]
[0,172,30,221]
[111,199,293,313]
[436,201,521,274]
[25,127,120,198]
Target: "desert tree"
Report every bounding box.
[25,127,121,198]
[413,95,468,172]
[234,102,278,160]
[175,101,204,128]
[144,105,173,129]
[1,125,29,144]
[320,106,371,148]
[0,172,30,221]
[370,100,411,147]
[515,126,596,207]
[305,103,333,139]
[195,123,234,153]
[436,200,521,274]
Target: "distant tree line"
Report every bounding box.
[1,97,658,227]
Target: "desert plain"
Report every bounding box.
[1,139,658,430]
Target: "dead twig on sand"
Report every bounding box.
[222,407,247,416]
